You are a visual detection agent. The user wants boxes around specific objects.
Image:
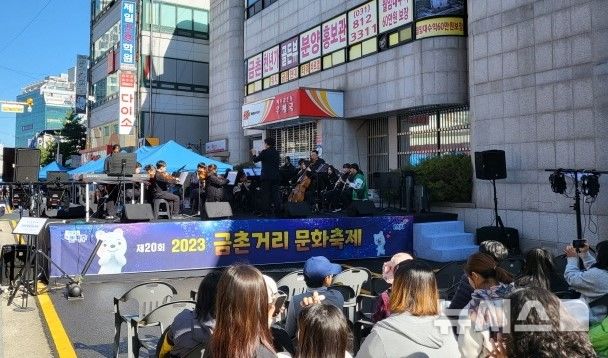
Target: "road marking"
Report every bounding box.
[37,284,78,358]
[9,220,23,244]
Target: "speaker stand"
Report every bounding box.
[491,179,504,229]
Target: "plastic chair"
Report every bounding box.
[112,281,177,358]
[333,268,371,323]
[590,293,608,321]
[131,300,195,357]
[276,270,308,304]
[435,262,464,300]
[190,290,197,301]
[154,326,172,358]
[153,199,171,219]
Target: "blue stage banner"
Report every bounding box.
[48,216,413,277]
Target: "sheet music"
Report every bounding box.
[176,172,190,185]
[227,171,238,185]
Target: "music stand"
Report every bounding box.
[106,153,137,176]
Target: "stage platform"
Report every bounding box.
[41,209,457,278]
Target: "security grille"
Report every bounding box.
[368,117,389,187]
[267,122,317,163]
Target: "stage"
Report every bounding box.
[43,210,457,277]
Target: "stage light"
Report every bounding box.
[581,174,600,198]
[549,170,567,194]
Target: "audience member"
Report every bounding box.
[515,248,555,290]
[356,260,459,357]
[162,271,221,358]
[284,256,344,338]
[564,240,608,323]
[264,275,295,355]
[498,287,597,358]
[449,240,509,311]
[278,303,352,358]
[203,265,276,358]
[372,252,413,322]
[458,252,514,358]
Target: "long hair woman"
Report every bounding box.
[286,304,352,358]
[459,252,514,358]
[356,260,459,358]
[204,265,276,358]
[505,287,596,357]
[515,248,555,290]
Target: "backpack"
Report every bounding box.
[590,316,608,357]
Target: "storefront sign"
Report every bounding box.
[379,0,413,33]
[242,88,344,129]
[415,17,465,39]
[118,70,136,135]
[280,36,299,70]
[205,139,228,154]
[263,45,280,77]
[48,216,413,276]
[300,26,321,63]
[322,14,347,55]
[247,53,263,83]
[1,103,24,113]
[119,0,137,70]
[348,0,378,44]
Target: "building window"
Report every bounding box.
[246,0,278,19]
[368,117,389,186]
[93,21,120,61]
[93,73,119,106]
[267,122,317,162]
[144,0,209,39]
[142,55,209,93]
[397,106,470,168]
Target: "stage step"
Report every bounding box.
[413,221,478,262]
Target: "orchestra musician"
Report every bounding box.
[291,159,309,185]
[205,164,228,202]
[348,163,368,201]
[279,156,297,186]
[189,162,207,214]
[232,169,254,212]
[102,144,122,219]
[149,160,182,217]
[251,137,281,215]
[323,163,351,212]
[305,150,326,206]
[125,162,142,203]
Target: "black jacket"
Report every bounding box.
[150,172,176,198]
[206,173,228,202]
[252,147,280,181]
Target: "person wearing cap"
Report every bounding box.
[372,252,413,322]
[284,256,344,338]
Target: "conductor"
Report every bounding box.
[251,137,281,215]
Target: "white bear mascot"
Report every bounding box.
[374,231,386,256]
[95,228,128,274]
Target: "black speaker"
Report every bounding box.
[476,226,520,253]
[57,204,86,219]
[475,150,507,180]
[2,148,40,182]
[347,200,376,216]
[122,204,154,222]
[283,202,312,218]
[203,202,233,219]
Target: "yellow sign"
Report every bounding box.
[1,103,24,113]
[415,17,464,39]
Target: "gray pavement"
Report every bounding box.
[0,214,54,358]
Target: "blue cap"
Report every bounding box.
[303,256,342,281]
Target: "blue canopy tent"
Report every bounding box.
[39,161,68,180]
[137,140,232,173]
[68,156,107,176]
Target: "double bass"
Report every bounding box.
[288,171,311,202]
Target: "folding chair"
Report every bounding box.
[112,281,177,358]
[131,300,196,357]
[277,270,307,304]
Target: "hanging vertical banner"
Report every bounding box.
[75,55,89,114]
[120,0,137,70]
[348,0,378,45]
[118,70,136,135]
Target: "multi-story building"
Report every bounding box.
[87,0,210,158]
[15,73,75,148]
[209,0,608,249]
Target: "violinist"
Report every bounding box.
[189,162,207,215]
[150,160,182,217]
[306,150,326,206]
[232,169,253,211]
[323,163,351,212]
[205,164,228,202]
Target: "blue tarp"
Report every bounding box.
[39,161,68,179]
[67,141,232,175]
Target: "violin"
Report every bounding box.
[158,170,179,184]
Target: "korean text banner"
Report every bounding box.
[120,0,137,70]
[48,216,413,276]
[242,88,344,129]
[379,0,413,33]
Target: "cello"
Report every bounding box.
[288,171,311,202]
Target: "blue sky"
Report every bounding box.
[0,0,90,146]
